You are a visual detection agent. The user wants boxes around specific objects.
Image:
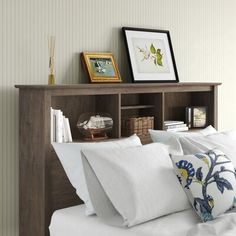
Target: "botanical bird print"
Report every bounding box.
[137,43,164,67]
[137,45,151,61]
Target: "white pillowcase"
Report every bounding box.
[81,143,190,227]
[179,133,236,167]
[149,126,217,155]
[52,134,142,216]
[222,130,236,142]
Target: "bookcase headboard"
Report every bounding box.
[15,82,221,236]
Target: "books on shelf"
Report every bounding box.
[51,107,72,143]
[165,126,189,132]
[64,117,73,142]
[164,120,189,132]
[164,120,184,126]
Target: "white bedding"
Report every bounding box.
[49,205,236,236]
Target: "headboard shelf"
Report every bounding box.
[16,82,220,236]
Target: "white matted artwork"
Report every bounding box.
[123,27,179,83]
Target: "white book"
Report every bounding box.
[62,116,66,142]
[164,124,187,129]
[166,126,189,132]
[65,118,73,142]
[63,116,69,143]
[53,114,56,142]
[164,120,184,126]
[186,107,192,128]
[50,107,54,143]
[54,109,63,143]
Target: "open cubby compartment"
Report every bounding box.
[121,93,163,130]
[51,94,120,140]
[163,91,215,128]
[121,93,159,107]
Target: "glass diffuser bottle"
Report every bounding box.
[48,36,56,85]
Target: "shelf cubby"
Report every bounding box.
[51,94,120,140]
[121,93,163,130]
[163,91,215,127]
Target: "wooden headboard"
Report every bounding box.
[18,88,83,236]
[16,82,220,236]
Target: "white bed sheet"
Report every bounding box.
[49,204,200,236]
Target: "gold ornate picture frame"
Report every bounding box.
[81,52,122,83]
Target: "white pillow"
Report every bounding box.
[52,134,142,216]
[149,125,217,155]
[198,125,218,136]
[81,143,190,227]
[171,149,236,222]
[222,130,236,142]
[179,133,236,167]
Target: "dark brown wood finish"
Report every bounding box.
[19,89,47,236]
[164,92,193,122]
[16,82,221,236]
[16,82,220,90]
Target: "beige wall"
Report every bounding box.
[1,0,236,235]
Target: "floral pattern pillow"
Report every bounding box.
[171,149,236,222]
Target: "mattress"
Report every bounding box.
[49,204,200,236]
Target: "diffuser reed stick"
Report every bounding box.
[48,36,56,85]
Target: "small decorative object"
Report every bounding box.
[185,107,192,128]
[122,27,179,83]
[121,116,154,137]
[48,36,56,85]
[81,52,122,83]
[186,106,208,128]
[77,113,113,140]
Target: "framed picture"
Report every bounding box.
[122,27,179,83]
[81,52,122,83]
[186,106,208,128]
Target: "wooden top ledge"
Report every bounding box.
[15,82,221,90]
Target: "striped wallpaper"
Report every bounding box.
[1,0,236,235]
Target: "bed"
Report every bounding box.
[48,135,236,236]
[19,131,236,236]
[49,204,236,236]
[49,205,199,236]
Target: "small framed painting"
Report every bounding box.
[186,106,208,128]
[122,27,179,83]
[81,52,122,83]
[192,106,208,128]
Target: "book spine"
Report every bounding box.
[65,118,73,142]
[54,109,63,143]
[53,114,56,142]
[166,126,189,132]
[186,107,192,128]
[164,122,184,127]
[164,124,186,129]
[164,122,184,126]
[50,107,54,143]
[62,115,66,142]
[63,116,69,143]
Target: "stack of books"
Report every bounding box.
[51,107,73,143]
[164,120,189,132]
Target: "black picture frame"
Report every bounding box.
[122,27,179,83]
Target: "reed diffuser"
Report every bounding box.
[48,36,56,85]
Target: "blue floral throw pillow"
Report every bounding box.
[171,149,236,222]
